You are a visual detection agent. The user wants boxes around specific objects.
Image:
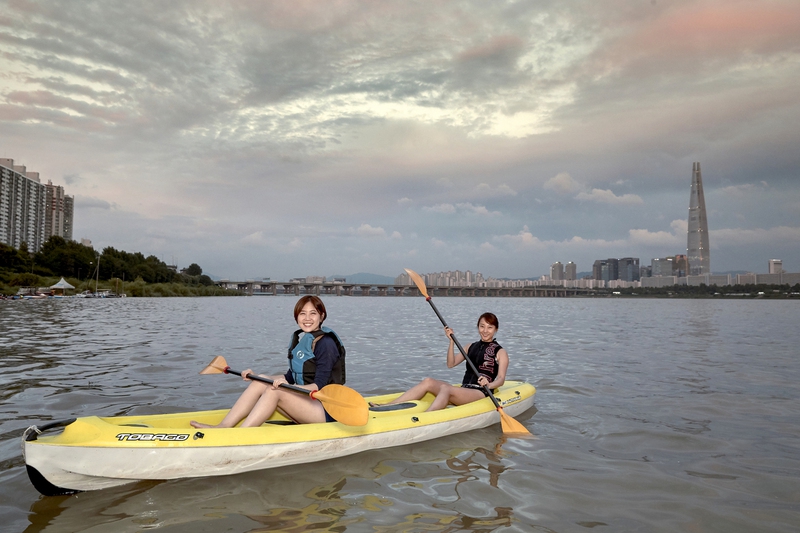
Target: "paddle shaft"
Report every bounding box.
[223,367,319,399]
[424,297,503,410]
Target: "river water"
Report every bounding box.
[1,296,798,532]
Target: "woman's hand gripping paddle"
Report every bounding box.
[200,356,369,426]
[404,268,532,438]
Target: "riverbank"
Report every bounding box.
[0,275,242,298]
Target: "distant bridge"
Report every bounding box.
[215,280,595,297]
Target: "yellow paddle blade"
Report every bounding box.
[404,268,429,298]
[200,356,229,375]
[499,409,533,439]
[314,384,369,426]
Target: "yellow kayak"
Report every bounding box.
[23,380,535,495]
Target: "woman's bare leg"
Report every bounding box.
[427,385,484,411]
[379,377,448,406]
[190,380,269,428]
[240,389,327,426]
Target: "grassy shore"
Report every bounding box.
[0,275,242,297]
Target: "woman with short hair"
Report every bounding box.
[191,295,345,428]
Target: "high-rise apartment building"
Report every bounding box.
[550,262,564,281]
[1,159,46,252]
[45,180,73,241]
[769,259,783,274]
[565,262,577,281]
[687,162,710,275]
[0,158,72,252]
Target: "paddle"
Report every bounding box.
[200,356,369,426]
[404,268,532,438]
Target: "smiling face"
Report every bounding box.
[477,318,497,342]
[296,301,324,332]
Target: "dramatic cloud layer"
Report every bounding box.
[2,0,799,279]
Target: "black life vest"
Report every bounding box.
[462,339,501,387]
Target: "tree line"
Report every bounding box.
[1,237,214,288]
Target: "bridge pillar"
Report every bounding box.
[393,286,407,296]
[359,285,373,296]
[283,284,298,295]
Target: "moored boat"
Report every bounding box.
[23,380,535,495]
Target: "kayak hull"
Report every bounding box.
[23,381,535,495]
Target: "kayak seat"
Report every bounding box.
[369,402,417,412]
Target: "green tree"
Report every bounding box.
[35,236,96,279]
[0,242,29,271]
[185,263,203,276]
[9,272,40,286]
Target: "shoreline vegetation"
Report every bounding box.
[1,237,241,297]
[3,237,798,299]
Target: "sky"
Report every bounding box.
[2,0,799,281]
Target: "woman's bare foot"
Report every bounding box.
[190,420,216,429]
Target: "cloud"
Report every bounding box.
[1,1,798,279]
[423,203,457,214]
[423,203,498,216]
[63,173,83,186]
[74,196,114,209]
[543,172,581,194]
[628,228,682,247]
[575,189,644,206]
[712,226,800,246]
[241,231,266,245]
[474,183,517,197]
[455,203,500,216]
[718,183,765,197]
[493,226,546,250]
[355,224,386,238]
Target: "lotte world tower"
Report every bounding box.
[687,162,710,275]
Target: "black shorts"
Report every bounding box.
[462,383,492,397]
[323,407,336,423]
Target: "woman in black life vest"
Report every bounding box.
[376,312,508,412]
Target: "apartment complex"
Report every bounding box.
[0,158,73,252]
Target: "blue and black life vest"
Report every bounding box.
[287,326,346,386]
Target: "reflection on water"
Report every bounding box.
[2,297,800,532]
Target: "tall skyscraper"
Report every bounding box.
[565,261,577,281]
[550,262,564,281]
[618,257,640,281]
[687,162,710,275]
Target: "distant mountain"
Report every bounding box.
[329,272,397,284]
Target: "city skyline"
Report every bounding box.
[1,2,798,280]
